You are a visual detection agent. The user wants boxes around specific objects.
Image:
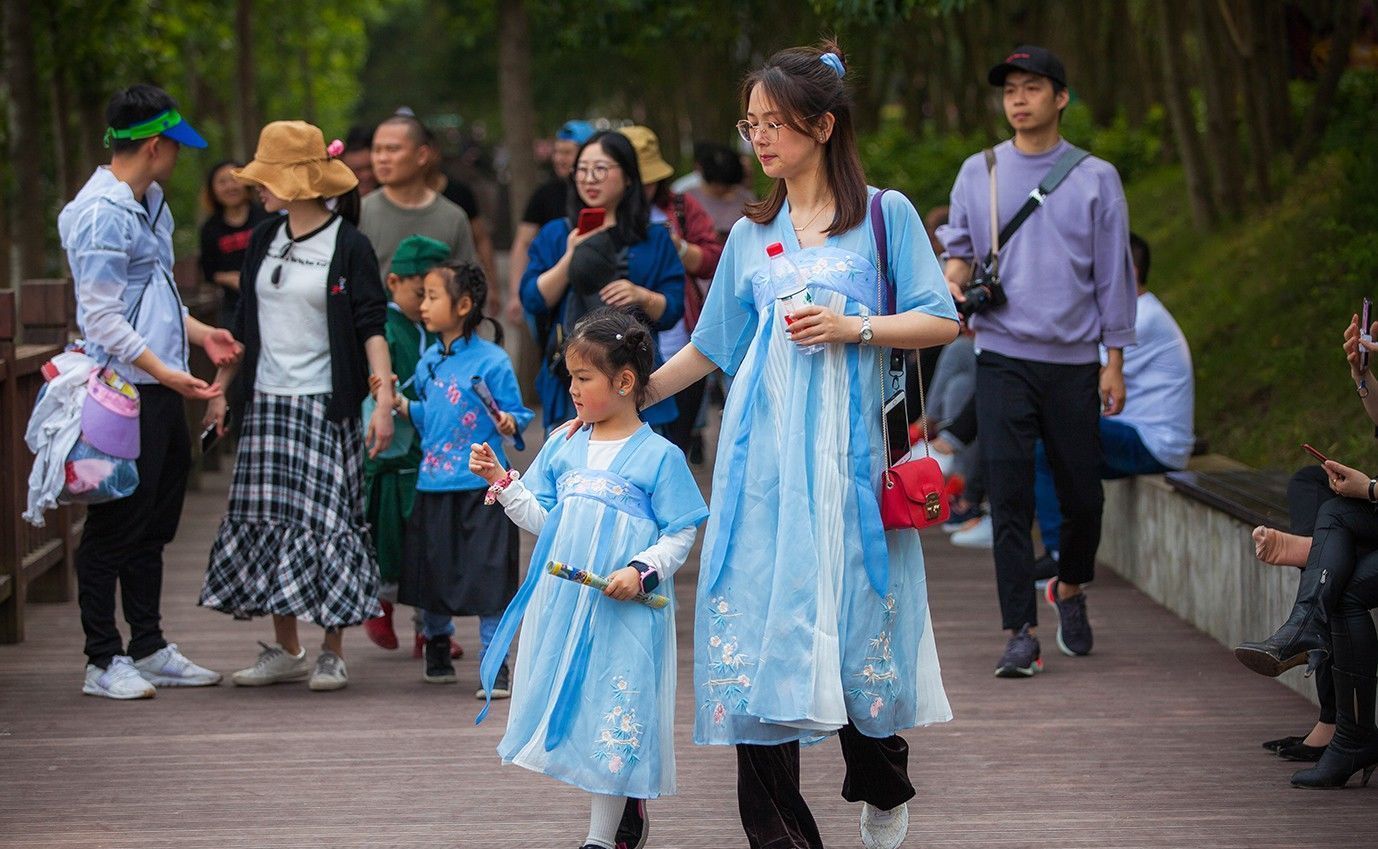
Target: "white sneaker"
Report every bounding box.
[133,643,222,687]
[860,802,909,849]
[308,650,348,691]
[83,655,156,700]
[231,641,309,687]
[950,514,993,548]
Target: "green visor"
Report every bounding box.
[104,109,207,149]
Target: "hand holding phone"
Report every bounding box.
[576,207,606,235]
[1361,297,1372,374]
[201,422,222,454]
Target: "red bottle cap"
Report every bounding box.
[766,242,784,258]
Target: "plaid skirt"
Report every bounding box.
[200,392,382,628]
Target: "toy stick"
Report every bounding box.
[472,376,525,451]
[545,560,669,609]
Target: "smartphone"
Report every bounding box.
[1302,443,1330,464]
[884,391,911,466]
[201,417,229,454]
[1361,297,1372,373]
[576,207,606,235]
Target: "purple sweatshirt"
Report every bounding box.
[939,139,1136,365]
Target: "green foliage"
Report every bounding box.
[1127,140,1378,468]
[858,118,984,214]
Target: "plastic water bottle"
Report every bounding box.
[766,242,822,355]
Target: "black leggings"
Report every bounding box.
[1288,465,1339,723]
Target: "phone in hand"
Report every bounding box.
[576,207,606,235]
[201,417,229,454]
[1302,443,1331,465]
[1361,297,1372,373]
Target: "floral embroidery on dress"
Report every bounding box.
[702,594,751,724]
[848,593,900,718]
[560,472,639,508]
[593,676,643,775]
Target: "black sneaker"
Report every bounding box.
[1055,591,1093,657]
[994,625,1042,678]
[614,798,649,849]
[476,662,512,700]
[423,634,457,684]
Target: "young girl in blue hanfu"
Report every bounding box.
[470,307,707,849]
[396,261,534,692]
[634,40,960,849]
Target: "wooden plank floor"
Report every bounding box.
[2,428,1375,848]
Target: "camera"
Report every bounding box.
[957,259,1007,319]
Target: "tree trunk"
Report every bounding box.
[235,0,257,159]
[498,0,537,236]
[1220,0,1274,199]
[1155,0,1217,228]
[1263,0,1293,151]
[1192,0,1247,219]
[1295,0,1360,170]
[3,0,48,279]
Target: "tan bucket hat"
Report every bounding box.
[234,120,358,200]
[619,125,675,185]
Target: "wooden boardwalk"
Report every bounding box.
[2,433,1375,848]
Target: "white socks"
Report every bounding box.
[585,793,625,849]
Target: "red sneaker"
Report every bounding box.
[412,632,464,659]
[363,600,398,650]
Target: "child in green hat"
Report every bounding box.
[362,234,455,655]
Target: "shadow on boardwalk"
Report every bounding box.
[2,430,1375,848]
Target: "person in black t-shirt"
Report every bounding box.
[433,164,498,295]
[505,119,595,323]
[199,160,270,327]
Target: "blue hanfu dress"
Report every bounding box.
[479,424,708,798]
[690,188,957,746]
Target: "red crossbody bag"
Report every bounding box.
[870,190,950,530]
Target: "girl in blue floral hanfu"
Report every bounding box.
[639,41,959,849]
[471,307,708,849]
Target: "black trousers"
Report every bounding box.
[1303,496,1378,675]
[975,351,1103,631]
[736,724,914,849]
[1288,465,1339,723]
[75,385,190,667]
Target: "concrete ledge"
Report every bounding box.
[1098,474,1378,706]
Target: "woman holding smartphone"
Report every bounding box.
[636,40,959,849]
[519,130,685,433]
[1233,311,1378,788]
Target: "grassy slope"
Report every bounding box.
[1125,153,1375,469]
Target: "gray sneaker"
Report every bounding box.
[309,650,349,691]
[994,624,1042,678]
[231,641,309,687]
[134,643,222,687]
[860,802,909,849]
[1055,590,1094,656]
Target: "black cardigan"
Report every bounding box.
[231,214,387,423]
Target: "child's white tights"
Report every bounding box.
[586,793,625,849]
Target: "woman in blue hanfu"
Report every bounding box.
[472,307,708,849]
[637,40,959,849]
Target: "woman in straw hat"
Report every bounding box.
[199,120,396,692]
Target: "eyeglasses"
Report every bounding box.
[574,162,619,183]
[736,116,820,144]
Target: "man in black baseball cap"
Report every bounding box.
[987,44,1068,89]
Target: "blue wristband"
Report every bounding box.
[631,560,659,593]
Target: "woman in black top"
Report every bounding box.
[198,160,270,328]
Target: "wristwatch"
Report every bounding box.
[858,314,874,345]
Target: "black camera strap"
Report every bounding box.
[987,144,1090,257]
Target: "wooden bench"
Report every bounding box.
[1164,467,1293,531]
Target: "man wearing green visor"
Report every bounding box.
[58,84,243,700]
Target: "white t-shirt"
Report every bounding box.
[1116,292,1196,469]
[255,217,341,395]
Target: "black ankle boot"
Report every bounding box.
[1291,669,1378,789]
[1233,564,1331,677]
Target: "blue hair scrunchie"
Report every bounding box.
[820,52,845,78]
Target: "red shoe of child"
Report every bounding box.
[412,632,465,659]
[363,600,398,650]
